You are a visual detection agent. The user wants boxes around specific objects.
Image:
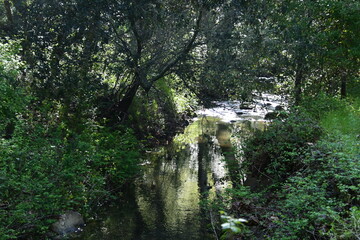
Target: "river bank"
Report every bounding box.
[218,95,360,239]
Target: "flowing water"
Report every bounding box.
[74,94,284,240]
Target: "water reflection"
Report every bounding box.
[75,116,263,240]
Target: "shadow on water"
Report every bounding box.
[74,116,267,240]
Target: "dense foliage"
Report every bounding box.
[0,41,140,239]
[226,95,360,239]
[0,125,140,239]
[0,0,359,239]
[244,111,322,182]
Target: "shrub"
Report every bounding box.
[0,36,141,240]
[243,110,322,182]
[230,93,359,239]
[265,135,359,239]
[300,93,344,120]
[235,94,359,239]
[0,40,26,138]
[0,121,140,239]
[320,99,360,138]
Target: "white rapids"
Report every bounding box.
[195,93,288,122]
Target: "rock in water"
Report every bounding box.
[264,111,278,120]
[52,211,84,235]
[240,103,255,110]
[265,110,288,120]
[235,111,244,115]
[275,105,284,111]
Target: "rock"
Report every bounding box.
[235,111,244,115]
[264,112,277,120]
[240,103,255,110]
[182,120,189,127]
[265,111,288,120]
[275,105,284,111]
[52,211,84,235]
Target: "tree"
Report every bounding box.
[175,0,274,102]
[261,0,322,105]
[317,0,360,98]
[105,0,204,116]
[8,0,206,123]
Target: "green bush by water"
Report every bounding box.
[226,94,360,239]
[320,99,360,138]
[243,110,322,182]
[0,42,141,239]
[0,122,140,239]
[0,122,139,239]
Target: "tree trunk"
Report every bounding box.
[294,64,303,106]
[115,80,141,116]
[80,11,101,76]
[4,0,13,24]
[340,73,347,99]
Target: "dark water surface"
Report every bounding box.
[74,98,276,239]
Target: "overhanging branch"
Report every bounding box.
[148,8,204,84]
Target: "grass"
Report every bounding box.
[320,98,360,140]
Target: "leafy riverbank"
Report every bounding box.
[0,41,143,239]
[221,94,360,239]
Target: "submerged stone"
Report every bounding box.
[235,111,244,115]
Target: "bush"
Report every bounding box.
[300,93,344,120]
[266,135,359,239]
[0,40,26,138]
[0,35,141,240]
[243,110,322,182]
[320,99,360,138]
[0,121,140,239]
[231,94,359,239]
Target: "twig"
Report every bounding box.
[210,209,219,240]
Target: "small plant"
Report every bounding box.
[323,207,360,239]
[220,211,248,239]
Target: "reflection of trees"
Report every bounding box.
[126,184,147,239]
[129,117,244,239]
[135,143,202,239]
[198,136,209,196]
[197,134,213,238]
[81,184,147,240]
[79,117,262,239]
[216,123,241,186]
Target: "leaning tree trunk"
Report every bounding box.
[111,77,141,122]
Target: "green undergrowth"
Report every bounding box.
[0,41,141,239]
[223,94,360,239]
[320,98,360,138]
[0,121,141,239]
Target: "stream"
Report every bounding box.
[74,94,285,240]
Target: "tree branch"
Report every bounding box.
[128,7,142,64]
[4,0,13,24]
[149,8,204,84]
